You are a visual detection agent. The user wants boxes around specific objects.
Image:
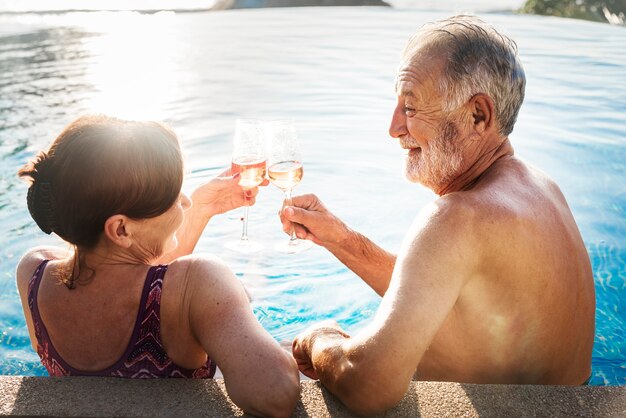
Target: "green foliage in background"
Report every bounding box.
[520,0,626,24]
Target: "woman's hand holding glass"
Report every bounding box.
[190,167,268,220]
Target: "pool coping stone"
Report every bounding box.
[1,376,625,417]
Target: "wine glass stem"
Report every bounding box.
[241,204,250,241]
[284,188,298,243]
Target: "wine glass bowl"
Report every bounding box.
[232,156,267,189]
[267,161,303,191]
[225,119,266,253]
[266,120,313,254]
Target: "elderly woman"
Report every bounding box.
[15,115,299,418]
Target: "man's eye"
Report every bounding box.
[403,106,416,115]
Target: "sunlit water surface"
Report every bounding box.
[0,7,624,385]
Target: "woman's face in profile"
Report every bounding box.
[132,192,191,259]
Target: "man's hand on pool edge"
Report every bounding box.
[292,320,352,381]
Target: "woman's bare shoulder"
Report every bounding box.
[168,253,241,297]
[16,246,69,291]
[167,254,250,334]
[168,253,230,275]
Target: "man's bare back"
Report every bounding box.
[415,156,594,384]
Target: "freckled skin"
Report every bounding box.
[286,47,595,414]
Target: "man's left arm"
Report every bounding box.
[292,201,477,415]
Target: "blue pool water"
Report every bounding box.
[0,6,624,385]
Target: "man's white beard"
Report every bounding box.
[404,120,463,191]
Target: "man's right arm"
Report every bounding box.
[281,194,395,296]
[292,199,477,415]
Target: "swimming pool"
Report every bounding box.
[0,6,624,385]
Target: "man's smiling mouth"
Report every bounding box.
[402,145,422,155]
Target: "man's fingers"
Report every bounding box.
[298,364,319,380]
[292,337,318,380]
[280,208,311,238]
[292,224,304,239]
[280,217,306,236]
[283,206,311,226]
[290,193,320,210]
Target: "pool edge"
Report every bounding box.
[1,376,625,417]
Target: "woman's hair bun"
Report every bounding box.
[20,151,56,235]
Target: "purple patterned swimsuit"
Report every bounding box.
[28,260,216,378]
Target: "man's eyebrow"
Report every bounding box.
[394,87,416,98]
[394,75,418,97]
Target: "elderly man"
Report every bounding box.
[281,15,595,415]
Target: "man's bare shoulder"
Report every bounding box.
[402,196,485,265]
[401,188,519,266]
[410,193,484,237]
[481,157,565,206]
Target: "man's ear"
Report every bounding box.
[103,215,133,248]
[469,93,495,134]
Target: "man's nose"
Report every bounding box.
[389,103,407,139]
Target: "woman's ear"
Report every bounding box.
[103,215,133,248]
[469,93,495,134]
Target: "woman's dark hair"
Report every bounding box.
[18,115,184,286]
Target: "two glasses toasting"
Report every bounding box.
[226,119,312,254]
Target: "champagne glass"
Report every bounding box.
[225,119,266,253]
[267,119,313,253]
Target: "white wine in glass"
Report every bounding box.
[267,161,303,190]
[225,119,266,253]
[267,120,313,253]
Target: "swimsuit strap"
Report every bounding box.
[123,265,216,378]
[124,265,172,370]
[27,259,70,376]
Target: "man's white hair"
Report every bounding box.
[403,15,526,136]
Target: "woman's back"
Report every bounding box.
[22,254,215,377]
[17,247,300,416]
